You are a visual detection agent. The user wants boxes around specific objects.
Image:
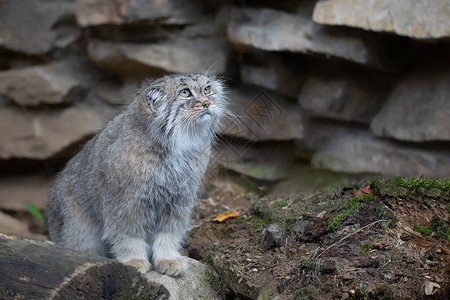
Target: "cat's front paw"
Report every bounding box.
[124,258,151,274]
[155,257,188,276]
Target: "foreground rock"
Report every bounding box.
[227,7,381,67]
[313,0,450,40]
[0,59,92,106]
[371,64,450,142]
[0,106,107,160]
[146,258,221,300]
[0,234,170,299]
[0,0,78,54]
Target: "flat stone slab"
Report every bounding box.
[313,0,450,39]
[227,7,381,67]
[76,0,202,26]
[0,106,106,160]
[88,38,227,76]
[309,126,450,178]
[0,59,91,106]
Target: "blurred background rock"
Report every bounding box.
[0,0,449,237]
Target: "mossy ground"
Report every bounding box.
[189,176,450,299]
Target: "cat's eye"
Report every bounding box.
[203,86,212,95]
[179,89,191,98]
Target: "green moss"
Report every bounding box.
[207,269,222,292]
[327,194,375,231]
[370,284,394,299]
[413,225,432,236]
[251,199,302,231]
[273,200,288,208]
[360,242,370,252]
[371,177,450,199]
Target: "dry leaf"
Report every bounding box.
[212,210,240,222]
[424,281,440,295]
[354,184,376,196]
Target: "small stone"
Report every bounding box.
[261,224,286,250]
[321,259,336,273]
[252,268,258,272]
[288,248,297,254]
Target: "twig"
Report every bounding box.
[313,219,389,260]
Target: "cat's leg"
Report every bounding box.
[107,233,151,274]
[61,213,105,256]
[152,213,189,276]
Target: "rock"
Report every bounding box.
[96,78,139,106]
[145,258,221,300]
[227,7,382,67]
[0,176,51,211]
[214,141,297,181]
[87,38,227,76]
[309,125,450,178]
[298,72,390,124]
[240,65,303,98]
[76,0,202,26]
[261,224,286,250]
[222,86,304,142]
[0,106,107,160]
[0,211,32,238]
[313,0,450,40]
[0,59,92,106]
[371,64,450,142]
[0,0,79,54]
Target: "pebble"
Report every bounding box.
[288,248,297,254]
[225,254,230,259]
[252,268,258,272]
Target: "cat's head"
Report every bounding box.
[139,74,228,146]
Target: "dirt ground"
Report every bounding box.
[190,174,450,299]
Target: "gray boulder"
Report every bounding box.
[371,65,450,142]
[0,0,79,54]
[0,59,92,106]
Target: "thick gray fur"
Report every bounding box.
[47,73,227,276]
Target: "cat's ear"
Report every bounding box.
[141,86,163,113]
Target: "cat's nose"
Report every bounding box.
[202,100,211,108]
